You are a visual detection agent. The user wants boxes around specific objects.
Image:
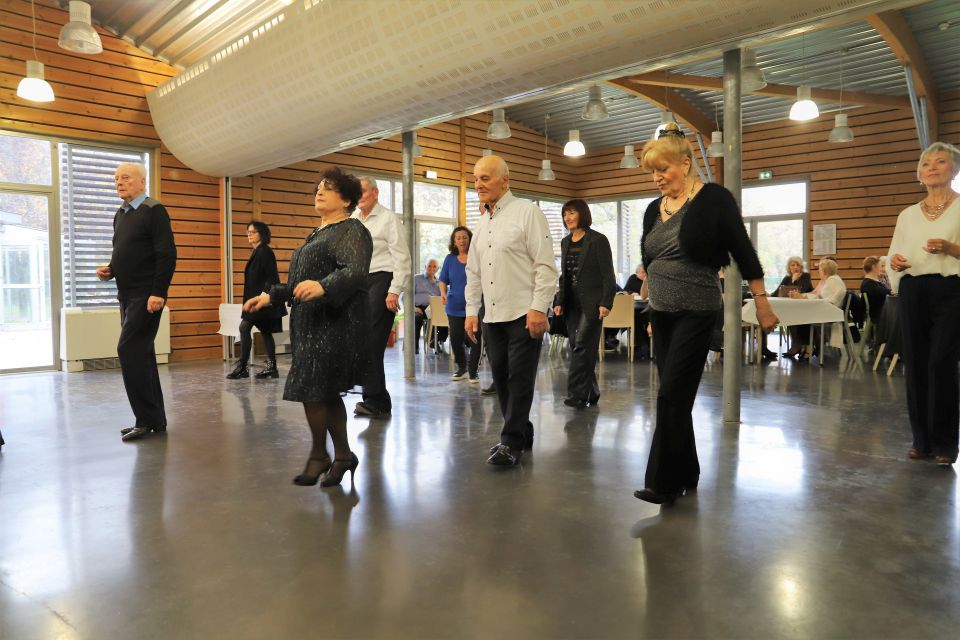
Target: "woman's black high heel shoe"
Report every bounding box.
[293,456,332,486]
[320,452,359,487]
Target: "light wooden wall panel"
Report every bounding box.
[1,0,223,361]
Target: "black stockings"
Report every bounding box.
[238,319,276,364]
[303,398,350,463]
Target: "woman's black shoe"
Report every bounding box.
[563,397,587,409]
[293,456,332,486]
[320,452,359,487]
[761,349,778,360]
[226,362,249,379]
[633,488,682,505]
[255,359,279,379]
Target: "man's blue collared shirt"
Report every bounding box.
[124,193,148,211]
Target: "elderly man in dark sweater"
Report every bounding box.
[96,163,177,442]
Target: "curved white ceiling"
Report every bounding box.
[146,0,917,177]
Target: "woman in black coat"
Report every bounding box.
[633,124,778,506]
[227,221,287,379]
[553,199,617,408]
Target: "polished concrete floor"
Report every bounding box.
[1,344,958,639]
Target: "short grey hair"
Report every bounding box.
[117,162,148,180]
[785,256,804,274]
[357,176,380,191]
[917,141,960,180]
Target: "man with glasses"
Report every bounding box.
[97,162,177,442]
[351,177,411,418]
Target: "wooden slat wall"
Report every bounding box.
[231,116,578,298]
[575,95,960,286]
[1,0,223,361]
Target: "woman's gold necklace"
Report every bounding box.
[663,182,696,216]
[921,192,956,221]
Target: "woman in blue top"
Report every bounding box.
[439,226,481,382]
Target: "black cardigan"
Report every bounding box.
[241,244,287,321]
[556,227,617,313]
[641,183,763,281]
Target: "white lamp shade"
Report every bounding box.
[482,149,493,157]
[789,85,819,121]
[581,85,609,121]
[706,131,724,157]
[17,60,54,102]
[538,159,556,181]
[828,113,854,143]
[741,49,767,92]
[563,130,585,157]
[620,144,639,169]
[58,1,103,54]
[487,109,512,139]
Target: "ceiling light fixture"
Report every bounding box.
[486,109,511,139]
[706,131,724,157]
[58,1,103,54]
[741,49,767,92]
[17,0,54,103]
[482,149,493,157]
[538,114,556,181]
[789,36,818,122]
[653,109,677,138]
[581,85,609,121]
[620,144,639,169]
[563,129,585,157]
[828,49,854,143]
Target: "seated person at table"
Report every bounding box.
[777,256,815,358]
[788,257,845,359]
[860,255,891,323]
[413,258,447,353]
[623,263,645,295]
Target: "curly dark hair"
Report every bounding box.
[247,220,271,244]
[316,166,363,213]
[561,198,592,229]
[448,226,473,255]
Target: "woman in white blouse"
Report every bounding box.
[888,142,960,467]
[789,258,845,307]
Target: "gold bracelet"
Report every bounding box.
[752,292,768,298]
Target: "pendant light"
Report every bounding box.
[581,85,609,121]
[620,144,639,169]
[58,1,103,54]
[653,109,677,138]
[487,109,511,139]
[706,104,723,157]
[789,36,818,122]
[741,49,767,92]
[563,129,585,157]
[16,0,54,103]
[538,114,556,180]
[828,49,854,143]
[482,149,493,157]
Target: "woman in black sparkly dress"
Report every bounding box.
[244,167,372,487]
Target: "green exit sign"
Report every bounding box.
[758,170,774,180]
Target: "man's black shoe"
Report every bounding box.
[481,383,497,396]
[120,425,166,436]
[121,426,155,442]
[354,402,391,418]
[487,444,521,466]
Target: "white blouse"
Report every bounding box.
[887,199,960,293]
[805,274,846,308]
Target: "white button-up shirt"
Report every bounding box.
[887,200,960,292]
[465,191,557,322]
[352,202,411,295]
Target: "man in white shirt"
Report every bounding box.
[465,156,557,465]
[352,177,412,418]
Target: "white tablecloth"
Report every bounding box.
[218,303,291,345]
[742,298,844,348]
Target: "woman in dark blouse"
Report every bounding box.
[227,221,287,380]
[553,198,616,408]
[245,167,372,487]
[860,255,891,323]
[634,124,777,506]
[776,256,814,358]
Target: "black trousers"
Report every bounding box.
[483,316,542,450]
[565,303,602,401]
[117,295,166,428]
[645,309,715,494]
[414,305,447,351]
[898,275,960,457]
[362,271,395,411]
[448,315,482,375]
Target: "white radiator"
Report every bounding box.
[60,306,171,372]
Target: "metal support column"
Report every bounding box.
[722,49,743,426]
[401,131,416,379]
[904,65,931,150]
[223,176,234,360]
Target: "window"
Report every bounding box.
[742,182,806,217]
[588,201,619,278]
[0,133,52,186]
[742,181,808,293]
[465,189,481,230]
[60,143,151,307]
[621,197,656,281]
[392,181,457,220]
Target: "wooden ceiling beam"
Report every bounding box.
[617,72,911,110]
[866,10,938,141]
[606,79,714,136]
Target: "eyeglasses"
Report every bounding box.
[657,127,685,139]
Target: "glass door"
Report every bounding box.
[754,218,805,294]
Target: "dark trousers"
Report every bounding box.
[565,303,602,401]
[118,295,166,428]
[362,271,395,411]
[898,275,960,457]
[483,316,542,450]
[414,305,447,351]
[448,315,482,375]
[645,309,715,494]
